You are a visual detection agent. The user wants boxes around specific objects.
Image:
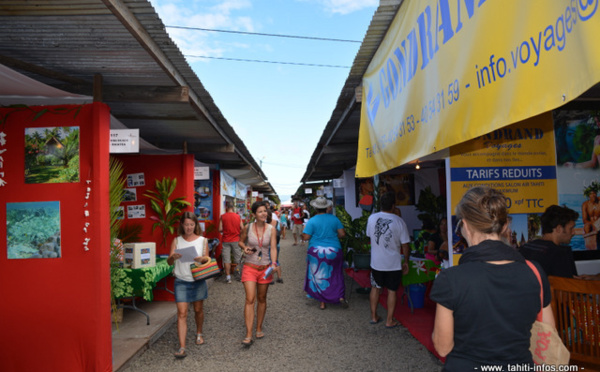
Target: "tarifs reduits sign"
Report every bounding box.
[356,0,600,177]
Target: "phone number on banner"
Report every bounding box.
[368,79,460,158]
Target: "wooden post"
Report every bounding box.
[93,74,103,102]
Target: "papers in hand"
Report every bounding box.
[174,246,198,263]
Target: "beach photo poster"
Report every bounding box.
[554,110,600,251]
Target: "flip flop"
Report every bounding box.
[174,347,187,359]
[195,333,204,345]
[256,331,265,339]
[385,322,401,329]
[370,317,382,325]
[339,299,349,309]
[242,337,253,347]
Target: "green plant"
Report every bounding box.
[109,157,131,325]
[336,206,371,266]
[144,177,191,248]
[415,186,446,226]
[118,222,143,243]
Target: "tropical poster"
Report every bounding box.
[6,201,61,259]
[554,110,600,251]
[194,179,213,220]
[24,127,80,184]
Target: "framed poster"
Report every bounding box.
[24,127,80,184]
[7,201,61,259]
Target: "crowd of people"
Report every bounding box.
[166,187,598,369]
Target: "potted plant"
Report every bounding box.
[415,186,446,227]
[144,177,191,249]
[336,206,371,269]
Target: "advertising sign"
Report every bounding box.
[449,112,558,259]
[357,0,600,177]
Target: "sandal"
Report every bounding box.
[195,333,204,345]
[339,298,349,309]
[242,337,253,347]
[174,347,187,359]
[256,331,265,339]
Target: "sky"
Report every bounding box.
[148,0,378,201]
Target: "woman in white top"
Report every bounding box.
[167,212,210,359]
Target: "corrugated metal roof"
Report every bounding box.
[0,0,277,196]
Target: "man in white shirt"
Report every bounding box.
[366,192,410,328]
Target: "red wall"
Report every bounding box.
[114,154,195,255]
[0,103,112,371]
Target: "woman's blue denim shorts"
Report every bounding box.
[174,278,208,303]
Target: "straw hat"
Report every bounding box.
[310,197,332,209]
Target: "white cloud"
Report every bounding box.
[302,0,379,15]
[149,0,258,58]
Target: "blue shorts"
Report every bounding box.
[174,278,208,303]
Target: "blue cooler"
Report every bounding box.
[408,283,426,308]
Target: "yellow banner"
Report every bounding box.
[357,0,600,177]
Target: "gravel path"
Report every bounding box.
[123,236,443,372]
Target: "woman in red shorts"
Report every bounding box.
[238,201,278,347]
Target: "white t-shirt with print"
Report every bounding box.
[366,211,410,271]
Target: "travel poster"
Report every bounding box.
[449,112,558,264]
[554,110,600,251]
[194,179,213,220]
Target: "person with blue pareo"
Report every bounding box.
[302,197,348,310]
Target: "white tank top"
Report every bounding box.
[173,235,206,282]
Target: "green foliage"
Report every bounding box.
[109,157,130,321]
[144,177,191,248]
[118,223,143,243]
[56,155,79,182]
[336,206,371,266]
[415,186,446,226]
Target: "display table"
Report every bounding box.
[117,258,174,324]
[344,257,440,312]
[402,257,439,286]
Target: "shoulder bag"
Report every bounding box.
[525,260,570,366]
